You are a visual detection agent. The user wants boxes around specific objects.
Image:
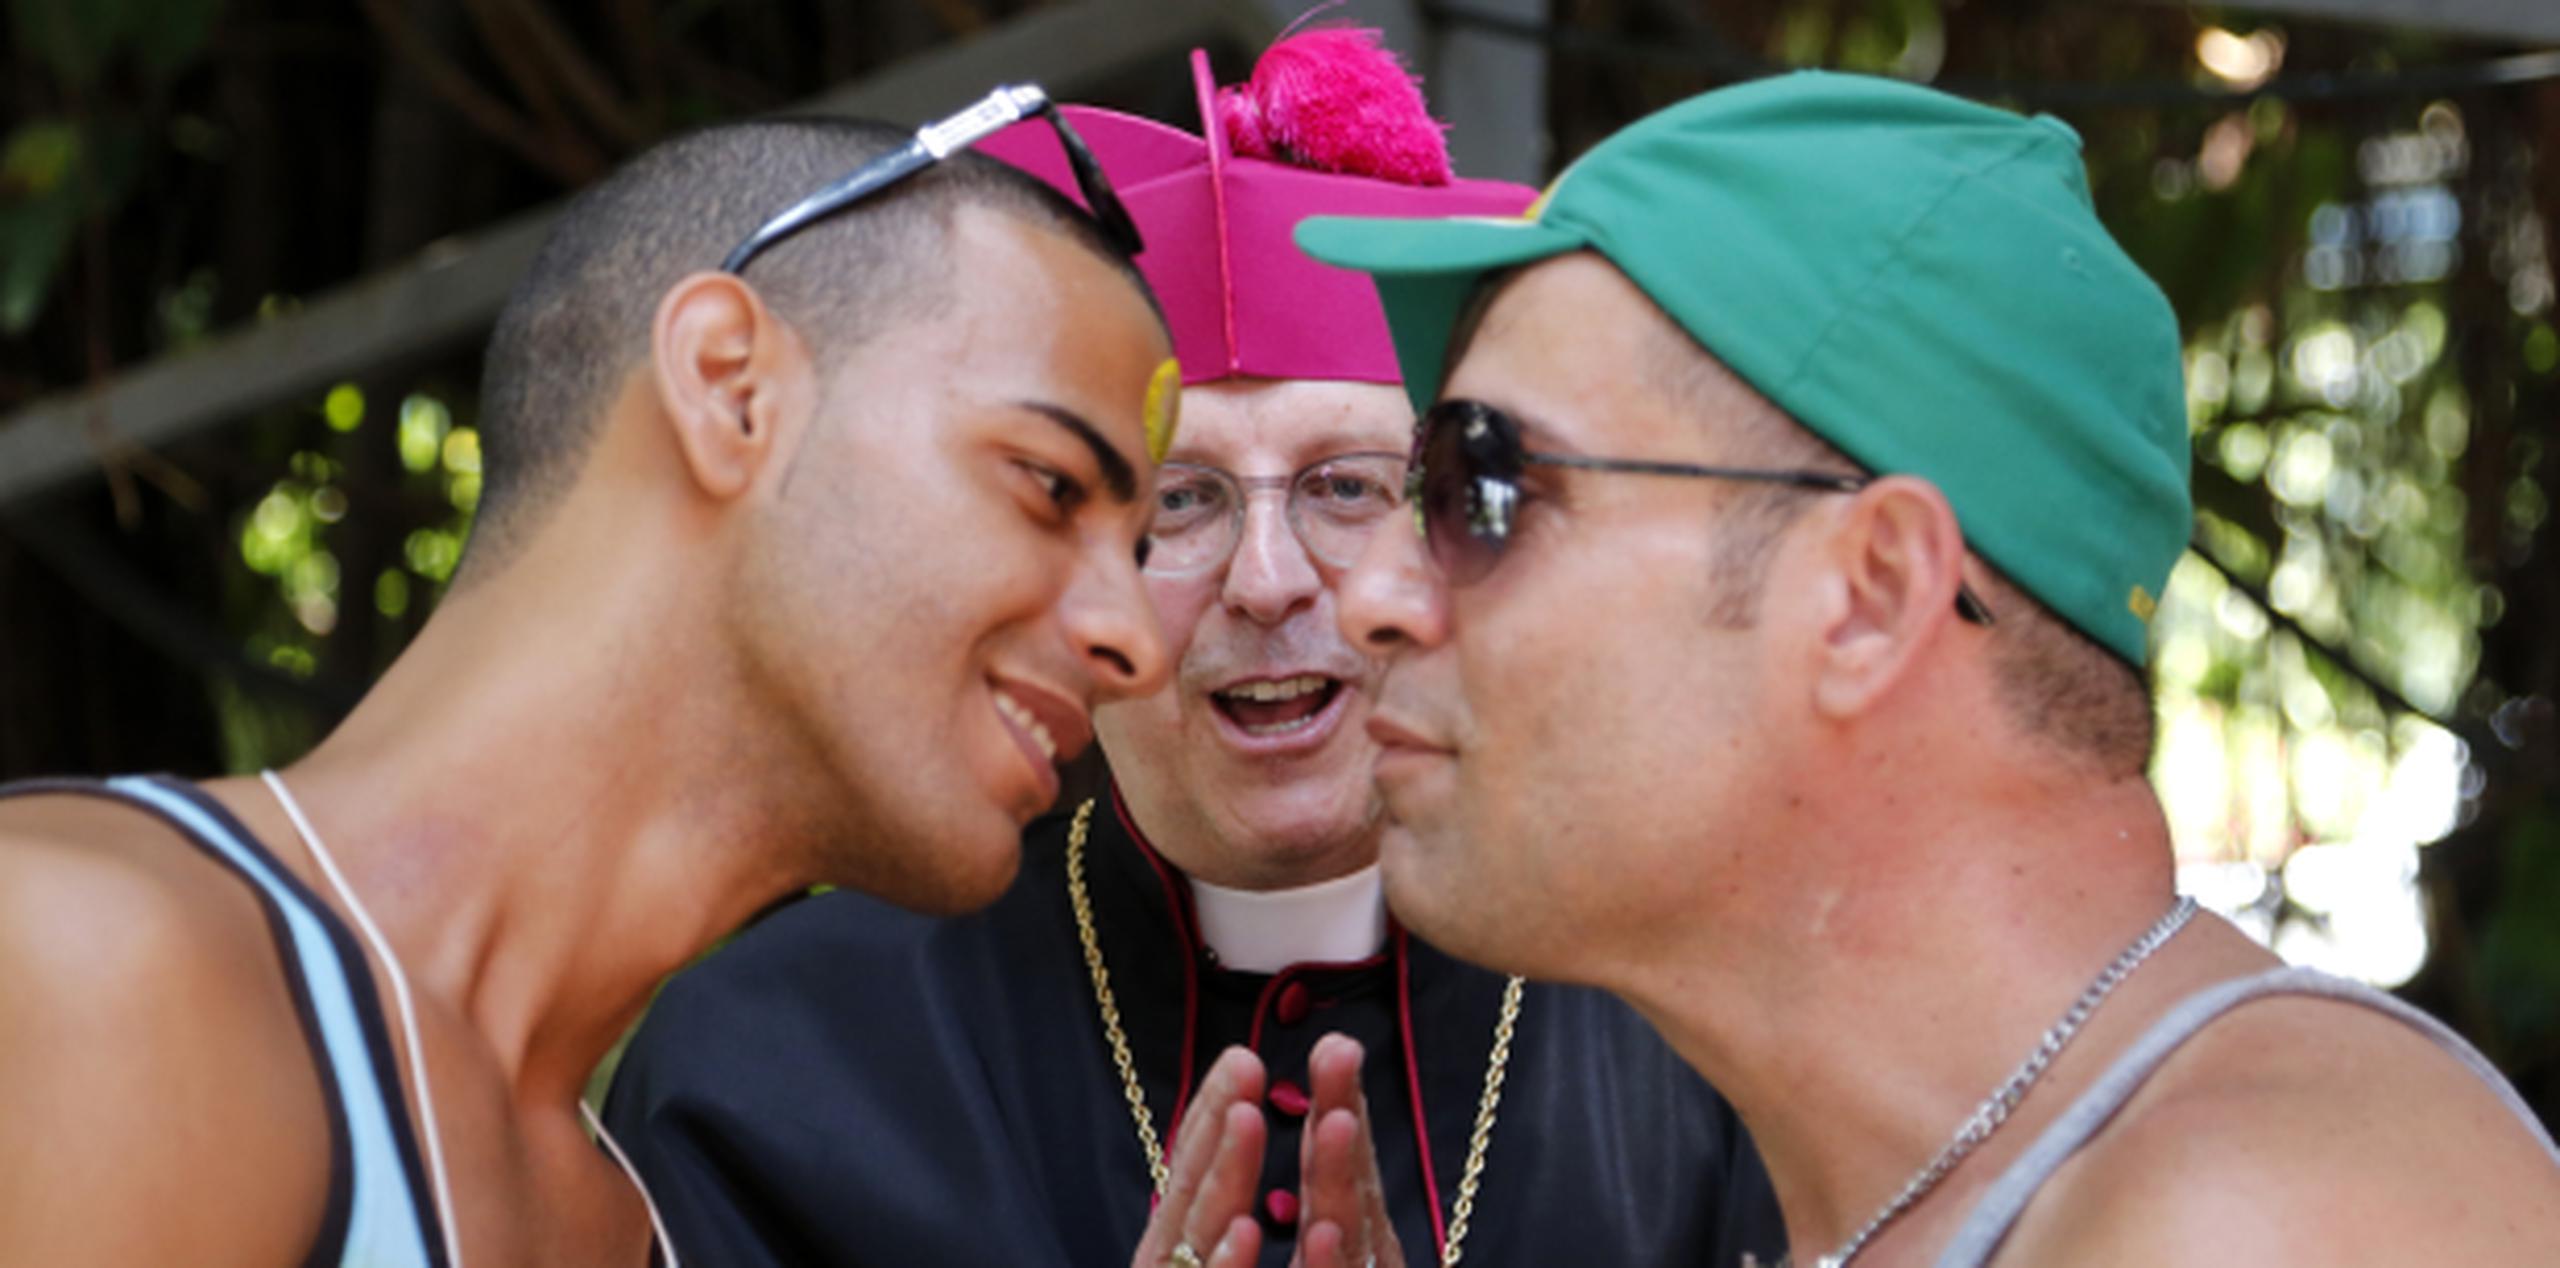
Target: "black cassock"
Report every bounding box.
[606,787,1786,1267]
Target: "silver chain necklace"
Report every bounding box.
[1807,895,2199,1268]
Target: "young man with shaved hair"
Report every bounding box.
[0,101,1172,1266]
[1217,71,2560,1267]
[604,36,1783,1268]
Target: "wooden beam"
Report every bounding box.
[0,0,1271,510]
[2128,0,2560,45]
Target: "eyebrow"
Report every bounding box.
[1014,401,1138,504]
[1164,430,1406,471]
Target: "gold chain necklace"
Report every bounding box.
[1064,799,1524,1267]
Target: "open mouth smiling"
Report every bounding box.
[1211,673,1347,739]
[989,679,1093,810]
[994,690,1059,760]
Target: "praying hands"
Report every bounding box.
[1135,1037,1410,1268]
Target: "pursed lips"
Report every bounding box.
[1362,708,1449,757]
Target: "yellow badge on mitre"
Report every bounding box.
[1143,357,1182,463]
[2128,584,2158,621]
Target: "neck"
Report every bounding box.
[230,557,820,1109]
[1609,764,2216,1259]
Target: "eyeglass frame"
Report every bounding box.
[1409,398,1996,625]
[718,83,1143,275]
[1143,451,1411,578]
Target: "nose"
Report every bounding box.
[1064,547,1172,701]
[1335,507,1449,655]
[1221,493,1322,626]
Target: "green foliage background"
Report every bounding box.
[3,0,2556,1123]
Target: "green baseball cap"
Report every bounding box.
[1296,70,2190,666]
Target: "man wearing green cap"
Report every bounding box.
[1141,70,2560,1265]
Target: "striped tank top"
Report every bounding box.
[0,775,450,1268]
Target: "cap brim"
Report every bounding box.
[1296,215,1586,409]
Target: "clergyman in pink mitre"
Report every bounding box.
[979,37,1536,386]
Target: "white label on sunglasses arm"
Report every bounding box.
[921,85,1048,158]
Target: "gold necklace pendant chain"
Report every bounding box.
[1438,968,1520,1266]
[1065,799,1523,1268]
[1066,799,1172,1193]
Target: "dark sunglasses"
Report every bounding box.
[1408,399,1996,625]
[719,83,1142,275]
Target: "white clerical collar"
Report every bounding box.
[1189,864,1388,974]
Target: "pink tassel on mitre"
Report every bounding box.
[1214,26,1454,186]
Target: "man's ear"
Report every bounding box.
[651,271,806,502]
[1807,475,1974,718]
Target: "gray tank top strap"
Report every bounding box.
[1933,965,2560,1268]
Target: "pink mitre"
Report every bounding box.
[979,29,1536,385]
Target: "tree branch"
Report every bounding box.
[455,0,600,171]
[503,0,652,150]
[358,0,596,186]
[2187,536,2448,729]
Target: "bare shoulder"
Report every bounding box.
[2001,990,2560,1265]
[0,790,290,1009]
[0,792,336,1265]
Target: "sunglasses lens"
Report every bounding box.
[1416,402,1517,585]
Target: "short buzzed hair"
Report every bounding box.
[1642,326,2159,778]
[468,115,1147,573]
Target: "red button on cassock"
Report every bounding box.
[1269,1079,1310,1117]
[1274,980,1312,1026]
[1264,1189,1300,1226]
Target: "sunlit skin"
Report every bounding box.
[1324,251,2560,1265]
[1098,378,1410,891]
[726,208,1174,912]
[0,205,1173,1266]
[1341,258,1812,981]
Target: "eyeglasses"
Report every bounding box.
[719,83,1143,275]
[1408,399,1996,624]
[1144,453,1409,577]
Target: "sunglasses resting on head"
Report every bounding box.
[720,82,1143,275]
